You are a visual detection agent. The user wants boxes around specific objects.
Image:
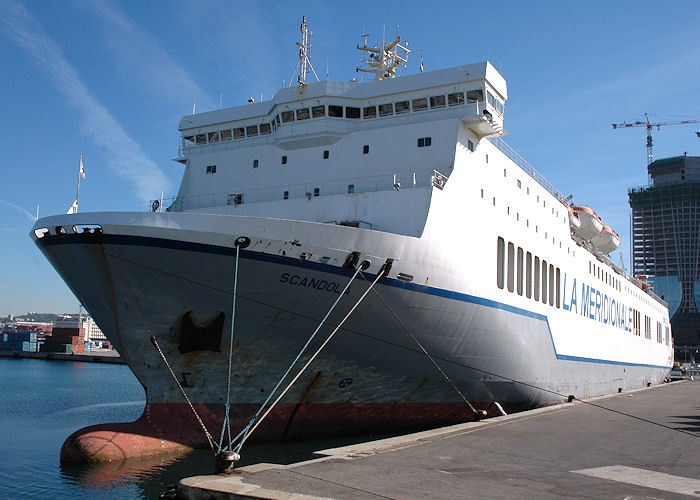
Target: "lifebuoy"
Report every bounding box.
[151,200,160,212]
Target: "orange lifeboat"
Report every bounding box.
[572,206,603,240]
[568,206,581,231]
[590,225,621,254]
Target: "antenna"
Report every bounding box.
[356,26,422,81]
[288,16,320,87]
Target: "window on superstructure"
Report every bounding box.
[184,136,194,143]
[328,105,343,117]
[312,105,326,118]
[323,150,329,159]
[412,98,427,111]
[507,242,515,292]
[283,191,289,200]
[253,159,259,168]
[487,91,496,108]
[395,101,410,114]
[556,267,561,308]
[467,89,484,103]
[363,106,377,119]
[206,165,216,174]
[378,103,393,116]
[417,137,432,148]
[346,107,360,119]
[196,134,206,144]
[208,131,220,143]
[526,252,533,298]
[348,184,355,194]
[260,123,271,135]
[496,237,505,289]
[363,145,369,154]
[281,155,287,165]
[221,130,232,141]
[313,188,320,197]
[246,125,258,137]
[234,127,245,139]
[517,179,522,189]
[549,264,555,307]
[534,256,540,301]
[430,95,446,109]
[448,92,464,106]
[275,115,281,126]
[296,108,310,120]
[517,247,524,296]
[271,120,276,131]
[467,140,475,152]
[541,260,548,304]
[281,111,295,123]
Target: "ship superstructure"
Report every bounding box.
[31,26,672,463]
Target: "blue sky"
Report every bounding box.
[1,0,698,316]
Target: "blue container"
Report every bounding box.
[8,332,38,343]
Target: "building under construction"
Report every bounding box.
[629,154,700,362]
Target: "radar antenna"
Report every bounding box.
[356,26,421,80]
[289,16,320,87]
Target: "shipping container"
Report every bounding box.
[40,343,73,353]
[7,332,38,343]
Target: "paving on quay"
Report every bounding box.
[178,381,700,499]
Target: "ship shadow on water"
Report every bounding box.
[58,433,397,498]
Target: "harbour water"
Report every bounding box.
[0,358,380,498]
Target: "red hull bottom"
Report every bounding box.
[60,401,511,463]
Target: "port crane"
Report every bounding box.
[611,113,700,165]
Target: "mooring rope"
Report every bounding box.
[359,272,482,418]
[149,330,216,451]
[233,263,383,455]
[218,242,241,453]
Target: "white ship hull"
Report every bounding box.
[33,208,672,461]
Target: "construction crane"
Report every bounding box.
[611,112,700,165]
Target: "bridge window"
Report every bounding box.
[346,107,360,119]
[221,129,232,141]
[378,103,393,116]
[468,140,475,152]
[467,89,484,103]
[234,127,244,139]
[412,98,427,111]
[363,106,377,119]
[196,134,206,144]
[430,95,445,108]
[312,105,326,118]
[328,105,343,117]
[246,125,258,137]
[281,111,295,123]
[395,101,410,114]
[448,92,464,106]
[296,108,310,120]
[208,131,219,143]
[259,123,271,135]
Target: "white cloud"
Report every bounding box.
[75,0,215,111]
[0,199,37,222]
[0,0,169,201]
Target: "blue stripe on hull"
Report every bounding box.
[37,232,671,370]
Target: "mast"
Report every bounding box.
[356,26,421,80]
[289,16,320,87]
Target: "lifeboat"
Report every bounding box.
[568,206,581,231]
[590,225,621,254]
[571,206,603,239]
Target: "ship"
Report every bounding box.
[31,21,673,463]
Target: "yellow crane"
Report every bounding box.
[611,113,700,165]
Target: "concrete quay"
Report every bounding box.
[179,381,700,499]
[0,348,125,364]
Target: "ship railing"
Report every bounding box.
[151,172,437,212]
[490,136,567,205]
